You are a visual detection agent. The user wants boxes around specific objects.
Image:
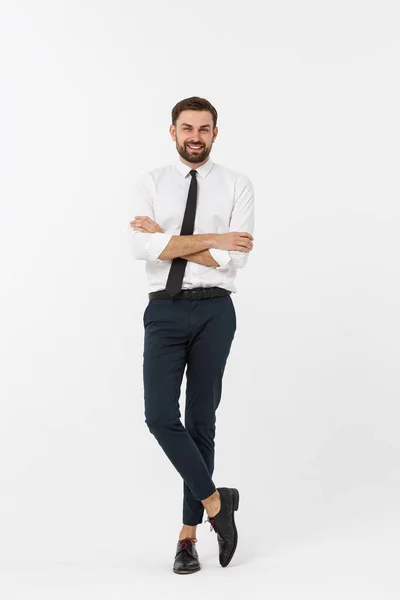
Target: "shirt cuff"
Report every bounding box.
[146,232,173,262]
[208,248,231,269]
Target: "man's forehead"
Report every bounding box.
[179,121,211,127]
[177,111,213,127]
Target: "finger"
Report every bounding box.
[238,241,252,250]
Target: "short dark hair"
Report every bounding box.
[171,96,218,130]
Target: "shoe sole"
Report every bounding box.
[173,566,201,574]
[221,487,240,568]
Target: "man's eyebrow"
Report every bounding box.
[180,123,211,128]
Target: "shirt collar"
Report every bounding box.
[173,155,214,179]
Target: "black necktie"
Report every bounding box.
[165,169,198,297]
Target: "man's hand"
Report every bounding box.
[214,232,254,252]
[130,216,163,233]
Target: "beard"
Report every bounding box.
[177,141,211,163]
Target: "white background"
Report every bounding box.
[1,0,399,598]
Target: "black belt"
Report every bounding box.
[148,286,231,300]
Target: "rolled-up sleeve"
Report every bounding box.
[129,174,172,263]
[208,248,232,269]
[208,175,255,270]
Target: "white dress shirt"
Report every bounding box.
[129,155,255,294]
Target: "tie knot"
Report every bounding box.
[189,169,197,177]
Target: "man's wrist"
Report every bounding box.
[210,233,219,249]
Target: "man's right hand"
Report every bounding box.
[213,232,254,252]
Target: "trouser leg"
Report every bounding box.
[182,296,237,526]
[143,299,216,505]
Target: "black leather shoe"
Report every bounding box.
[206,487,239,567]
[172,537,201,574]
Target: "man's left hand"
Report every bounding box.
[130,216,163,233]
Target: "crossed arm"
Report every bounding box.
[130,216,219,266]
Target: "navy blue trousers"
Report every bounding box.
[142,295,236,526]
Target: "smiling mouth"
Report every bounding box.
[187,144,203,151]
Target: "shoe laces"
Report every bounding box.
[205,516,220,534]
[178,537,197,550]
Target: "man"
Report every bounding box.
[129,96,255,574]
